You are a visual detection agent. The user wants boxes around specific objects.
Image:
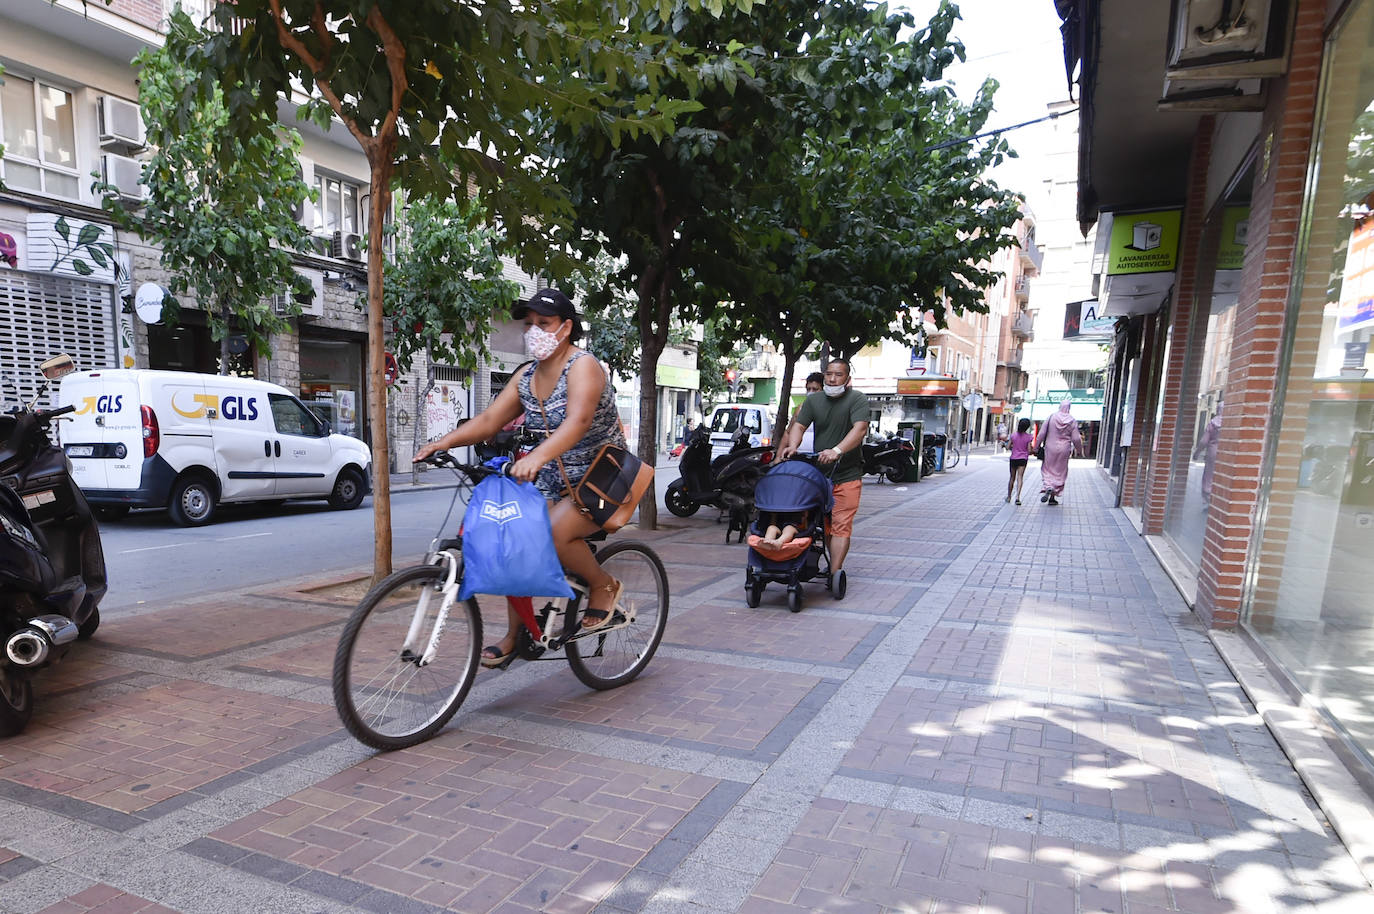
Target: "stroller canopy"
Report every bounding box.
[753,460,834,514]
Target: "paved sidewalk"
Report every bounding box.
[1,457,1371,913]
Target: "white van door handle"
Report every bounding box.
[274,441,281,457]
[263,440,271,458]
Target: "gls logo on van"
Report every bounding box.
[72,396,123,415]
[170,393,260,421]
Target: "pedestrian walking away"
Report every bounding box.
[777,358,869,573]
[1193,398,1223,503]
[1006,417,1034,505]
[1035,398,1082,506]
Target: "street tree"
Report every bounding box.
[701,1,1023,435]
[165,0,740,579]
[98,11,313,374]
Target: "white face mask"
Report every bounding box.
[523,323,564,361]
[823,383,847,398]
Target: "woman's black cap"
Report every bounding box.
[513,287,576,321]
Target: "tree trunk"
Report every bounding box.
[219,303,231,375]
[366,152,396,584]
[773,338,798,438]
[635,292,666,531]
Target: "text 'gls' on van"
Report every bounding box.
[57,370,371,526]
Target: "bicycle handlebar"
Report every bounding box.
[421,450,506,482]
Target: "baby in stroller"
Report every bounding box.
[744,459,842,611]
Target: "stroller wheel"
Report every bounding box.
[746,579,763,608]
[787,587,803,613]
[830,568,847,600]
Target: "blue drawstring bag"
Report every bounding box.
[458,462,573,601]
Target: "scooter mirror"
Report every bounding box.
[39,354,76,380]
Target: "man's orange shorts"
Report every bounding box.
[826,479,862,537]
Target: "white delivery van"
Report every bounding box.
[706,404,775,460]
[57,369,371,526]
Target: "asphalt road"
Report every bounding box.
[96,458,689,612]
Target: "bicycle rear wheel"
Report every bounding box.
[333,563,482,750]
[945,445,962,468]
[566,541,669,690]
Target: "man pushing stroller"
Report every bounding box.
[776,358,870,576]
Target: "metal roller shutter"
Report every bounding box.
[0,269,117,409]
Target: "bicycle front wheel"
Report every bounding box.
[945,445,962,468]
[566,541,669,690]
[333,563,482,750]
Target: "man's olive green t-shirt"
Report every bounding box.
[795,387,869,483]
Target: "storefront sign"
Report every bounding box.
[1344,340,1369,370]
[26,214,116,284]
[1216,206,1250,270]
[897,377,959,396]
[1063,299,1116,339]
[1105,209,1183,275]
[1044,388,1105,404]
[655,363,700,389]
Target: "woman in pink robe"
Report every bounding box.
[1036,399,1082,505]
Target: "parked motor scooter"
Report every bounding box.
[0,354,107,736]
[665,426,774,540]
[862,432,916,483]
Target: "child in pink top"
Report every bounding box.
[1007,418,1034,504]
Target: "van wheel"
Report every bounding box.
[168,475,217,526]
[329,467,366,510]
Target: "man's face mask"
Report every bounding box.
[823,383,847,398]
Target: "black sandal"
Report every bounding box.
[580,579,623,632]
[480,645,515,669]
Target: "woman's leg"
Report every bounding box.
[1013,465,1025,501]
[548,499,618,624]
[1007,463,1015,501]
[486,602,523,659]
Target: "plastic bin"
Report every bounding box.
[923,433,947,473]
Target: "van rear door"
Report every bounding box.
[57,372,141,491]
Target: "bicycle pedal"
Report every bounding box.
[568,612,627,640]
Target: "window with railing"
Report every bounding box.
[0,74,80,199]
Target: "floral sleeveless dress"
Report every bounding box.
[518,351,626,500]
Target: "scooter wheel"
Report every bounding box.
[665,480,700,517]
[0,666,33,737]
[884,463,906,483]
[77,607,100,640]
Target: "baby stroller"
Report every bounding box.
[744,459,845,612]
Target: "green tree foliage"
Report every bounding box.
[97,11,312,372]
[702,1,1023,434]
[160,0,744,577]
[383,197,519,375]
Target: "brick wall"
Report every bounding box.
[1194,0,1328,628]
[107,0,164,30]
[1141,117,1216,535]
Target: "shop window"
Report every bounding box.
[1248,0,1374,768]
[1163,161,1253,567]
[0,74,80,199]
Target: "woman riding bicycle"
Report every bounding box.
[414,288,625,667]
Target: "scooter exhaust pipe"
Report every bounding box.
[6,616,79,667]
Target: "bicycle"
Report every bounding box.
[944,442,962,469]
[332,451,669,751]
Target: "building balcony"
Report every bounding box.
[1011,312,1035,340]
[1000,348,1024,370]
[1018,243,1043,275]
[1014,276,1030,301]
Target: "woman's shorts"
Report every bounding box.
[1009,458,1028,473]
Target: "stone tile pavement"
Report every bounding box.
[0,456,1371,913]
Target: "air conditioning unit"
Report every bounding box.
[98,96,145,152]
[273,269,326,319]
[100,153,146,200]
[737,382,755,399]
[332,231,364,261]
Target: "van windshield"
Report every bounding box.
[711,408,760,434]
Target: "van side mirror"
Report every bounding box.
[40,354,76,380]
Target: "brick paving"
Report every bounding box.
[0,455,1370,912]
